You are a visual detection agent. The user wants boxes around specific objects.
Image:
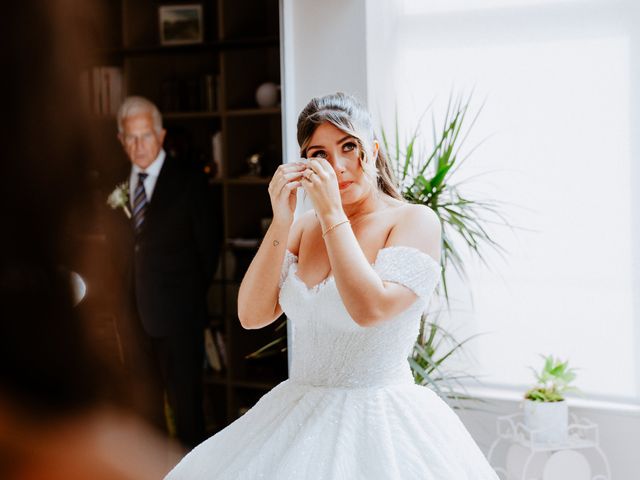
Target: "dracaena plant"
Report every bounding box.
[524,355,579,403]
[381,92,512,301]
[381,91,515,407]
[408,308,487,409]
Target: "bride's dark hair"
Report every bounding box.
[296,92,403,201]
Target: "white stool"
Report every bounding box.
[487,413,611,480]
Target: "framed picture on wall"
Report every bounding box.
[158,4,203,46]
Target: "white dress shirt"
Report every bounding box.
[129,149,166,207]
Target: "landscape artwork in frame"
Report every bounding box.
[159,4,203,45]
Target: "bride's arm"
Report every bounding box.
[237,161,306,329]
[237,220,291,330]
[324,204,441,327]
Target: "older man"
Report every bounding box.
[107,96,219,448]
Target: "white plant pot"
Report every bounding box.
[522,399,568,445]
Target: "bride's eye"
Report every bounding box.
[311,150,327,159]
[343,142,357,152]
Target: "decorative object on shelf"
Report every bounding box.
[158,4,203,46]
[522,355,579,445]
[246,152,263,177]
[255,82,280,108]
[106,181,131,218]
[210,131,223,179]
[487,412,611,480]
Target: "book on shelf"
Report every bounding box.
[81,66,124,116]
[160,73,220,113]
[214,329,227,369]
[202,74,219,112]
[204,327,223,372]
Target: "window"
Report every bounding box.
[372,0,638,401]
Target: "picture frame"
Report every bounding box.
[158,4,203,46]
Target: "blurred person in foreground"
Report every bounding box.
[0,1,180,478]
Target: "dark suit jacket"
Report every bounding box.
[106,156,220,338]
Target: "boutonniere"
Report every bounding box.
[107,181,131,218]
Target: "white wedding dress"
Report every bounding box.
[166,245,498,479]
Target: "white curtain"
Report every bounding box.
[368,0,640,402]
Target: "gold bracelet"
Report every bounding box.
[322,219,350,237]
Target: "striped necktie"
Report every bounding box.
[132,172,148,234]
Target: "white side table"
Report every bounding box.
[487,413,611,480]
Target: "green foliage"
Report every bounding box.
[381,91,514,407]
[524,354,579,403]
[409,309,488,409]
[381,92,514,304]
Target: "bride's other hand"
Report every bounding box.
[268,161,306,226]
[301,158,343,219]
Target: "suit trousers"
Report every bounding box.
[120,312,205,449]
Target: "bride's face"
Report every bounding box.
[305,122,376,205]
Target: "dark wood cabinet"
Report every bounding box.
[87,0,287,435]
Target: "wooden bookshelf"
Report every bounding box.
[89,0,287,435]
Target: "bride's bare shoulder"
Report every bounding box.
[286,210,317,256]
[396,203,439,224]
[386,203,441,258]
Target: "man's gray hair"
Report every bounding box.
[117,96,163,133]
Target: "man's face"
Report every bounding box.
[118,112,166,169]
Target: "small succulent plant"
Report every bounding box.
[524,355,579,402]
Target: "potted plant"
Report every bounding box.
[522,354,578,444]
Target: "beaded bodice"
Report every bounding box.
[278,246,441,389]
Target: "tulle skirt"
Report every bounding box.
[165,379,498,479]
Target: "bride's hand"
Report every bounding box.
[300,158,343,220]
[268,161,306,226]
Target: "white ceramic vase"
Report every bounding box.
[255,82,280,108]
[522,399,568,445]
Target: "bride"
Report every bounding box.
[165,92,498,479]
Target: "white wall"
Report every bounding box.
[281,0,368,168]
